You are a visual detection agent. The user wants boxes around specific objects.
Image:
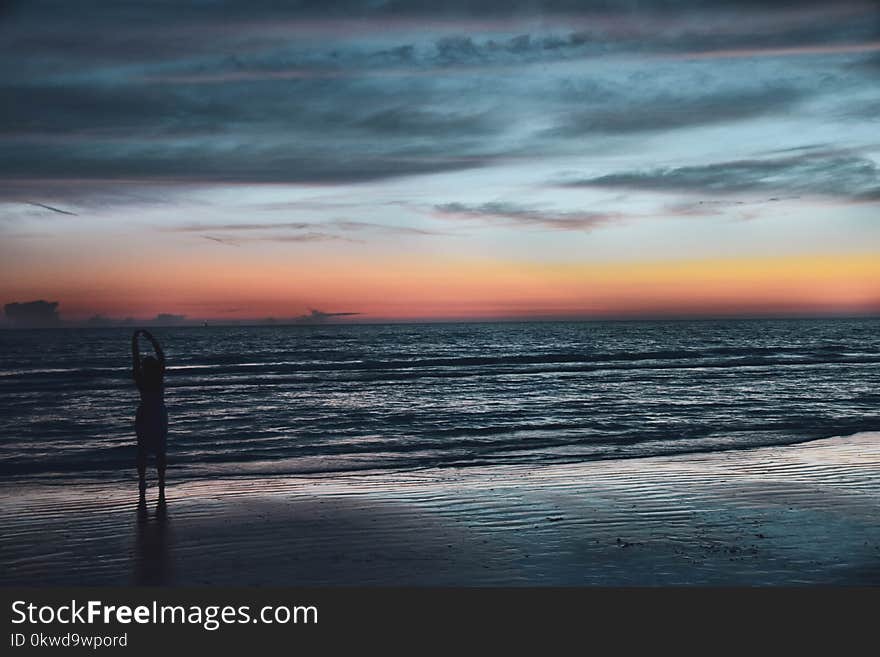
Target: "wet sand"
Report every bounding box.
[2,433,879,586]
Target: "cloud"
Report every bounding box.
[153,313,186,324]
[176,220,435,234]
[0,73,500,189]
[329,220,443,236]
[202,235,241,247]
[853,52,880,74]
[567,152,880,200]
[0,0,876,199]
[85,314,115,326]
[355,107,495,137]
[4,300,61,328]
[546,86,807,136]
[0,0,877,220]
[175,220,443,246]
[133,23,880,86]
[293,309,361,324]
[201,232,353,246]
[844,98,880,120]
[253,232,358,243]
[666,196,801,217]
[433,201,622,231]
[0,231,54,239]
[26,202,78,216]
[0,141,497,187]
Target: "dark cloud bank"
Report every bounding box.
[0,0,877,203]
[3,300,60,328]
[0,302,187,328]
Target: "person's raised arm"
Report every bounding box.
[132,330,143,377]
[142,330,165,368]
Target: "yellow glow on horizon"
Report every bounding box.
[3,251,878,320]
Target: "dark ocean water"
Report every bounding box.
[1,319,879,483]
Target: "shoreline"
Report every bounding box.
[2,432,879,586]
[3,426,866,487]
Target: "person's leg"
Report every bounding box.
[157,408,168,501]
[135,406,147,498]
[157,449,166,501]
[136,443,147,499]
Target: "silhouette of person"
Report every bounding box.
[132,329,168,501]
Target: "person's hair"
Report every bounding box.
[141,355,163,390]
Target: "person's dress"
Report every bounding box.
[134,376,167,458]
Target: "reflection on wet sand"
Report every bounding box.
[1,433,879,586]
[134,498,171,585]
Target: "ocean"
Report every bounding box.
[1,318,879,483]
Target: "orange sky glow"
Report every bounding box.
[4,251,878,322]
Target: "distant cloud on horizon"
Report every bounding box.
[153,313,187,325]
[3,300,61,328]
[293,309,362,324]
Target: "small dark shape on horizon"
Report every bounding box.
[154,313,186,325]
[293,309,361,324]
[86,314,115,326]
[4,300,61,328]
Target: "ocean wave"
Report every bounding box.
[2,319,879,484]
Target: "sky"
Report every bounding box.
[1,0,879,324]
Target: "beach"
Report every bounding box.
[4,0,880,611]
[3,432,879,586]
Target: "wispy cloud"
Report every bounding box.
[201,235,241,247]
[175,220,440,236]
[26,202,78,216]
[667,196,802,217]
[545,86,807,137]
[176,219,443,246]
[662,40,880,62]
[433,202,623,231]
[201,232,358,246]
[567,152,880,201]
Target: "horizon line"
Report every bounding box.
[3,311,880,330]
